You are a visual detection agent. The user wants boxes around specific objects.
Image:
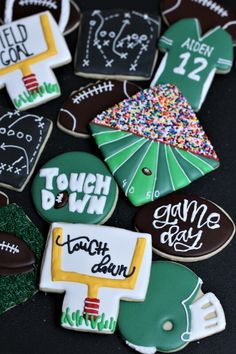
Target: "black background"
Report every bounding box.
[0,0,236,353]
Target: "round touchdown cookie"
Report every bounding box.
[31,152,119,224]
[118,261,226,353]
[57,80,140,138]
[134,194,235,262]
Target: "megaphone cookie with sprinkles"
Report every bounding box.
[0,11,71,111]
[90,84,220,207]
[74,9,161,80]
[31,151,119,224]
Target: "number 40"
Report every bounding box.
[173,52,208,82]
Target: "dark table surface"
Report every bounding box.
[0,0,236,353]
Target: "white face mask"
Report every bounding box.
[182,292,226,342]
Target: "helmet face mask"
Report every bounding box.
[118,262,226,353]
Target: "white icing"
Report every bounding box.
[56,173,69,191]
[126,341,156,354]
[69,173,86,192]
[0,12,71,111]
[68,193,91,213]
[41,189,55,210]
[83,173,96,194]
[152,199,221,253]
[40,223,152,333]
[40,167,59,190]
[94,174,111,195]
[182,292,226,341]
[0,241,19,254]
[87,196,106,215]
[5,0,71,34]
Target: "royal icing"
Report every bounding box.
[74,9,160,80]
[161,0,236,46]
[118,261,226,353]
[57,80,140,137]
[40,222,152,333]
[0,231,35,275]
[0,12,71,110]
[90,84,220,207]
[32,152,118,224]
[0,203,44,314]
[151,18,233,111]
[0,107,52,191]
[134,194,235,261]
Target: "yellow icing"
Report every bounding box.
[52,227,146,299]
[0,13,57,77]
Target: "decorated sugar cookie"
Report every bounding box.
[0,203,44,314]
[0,191,9,206]
[135,194,235,262]
[90,84,220,207]
[118,261,226,353]
[40,223,152,333]
[151,18,233,111]
[32,152,118,223]
[74,9,160,80]
[0,107,52,191]
[57,80,140,137]
[0,12,71,111]
[4,0,81,35]
[161,0,236,46]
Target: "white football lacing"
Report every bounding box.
[19,0,58,10]
[56,193,64,203]
[72,81,114,104]
[0,240,20,254]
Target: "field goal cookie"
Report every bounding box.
[74,9,161,80]
[0,106,53,191]
[32,151,119,224]
[57,80,140,138]
[40,223,152,333]
[0,11,71,111]
[161,0,236,46]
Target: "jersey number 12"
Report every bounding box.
[173,52,208,82]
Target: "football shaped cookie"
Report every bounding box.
[0,203,44,314]
[0,231,35,275]
[134,194,235,262]
[161,0,236,46]
[57,80,140,137]
[4,0,80,35]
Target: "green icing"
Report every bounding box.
[31,151,118,223]
[0,204,44,314]
[90,124,219,207]
[13,82,60,108]
[118,261,201,353]
[153,18,233,111]
[61,307,116,333]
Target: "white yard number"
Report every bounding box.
[173,52,208,81]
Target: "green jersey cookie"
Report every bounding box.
[151,18,233,111]
[31,152,118,224]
